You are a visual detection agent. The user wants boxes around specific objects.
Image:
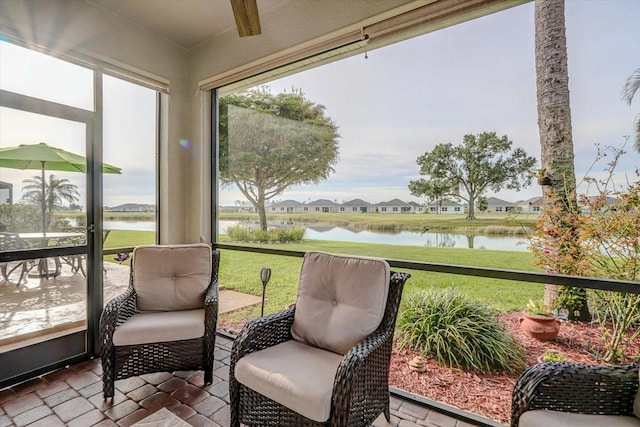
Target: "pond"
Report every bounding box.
[104,220,156,231]
[220,221,530,252]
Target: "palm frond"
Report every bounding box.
[621,67,640,106]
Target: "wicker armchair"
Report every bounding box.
[511,361,640,427]
[230,251,410,427]
[100,244,219,398]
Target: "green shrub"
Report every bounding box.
[396,288,525,373]
[540,349,566,362]
[0,204,42,232]
[226,225,305,243]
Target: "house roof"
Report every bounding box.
[518,196,543,205]
[484,197,515,206]
[307,199,339,206]
[377,198,411,207]
[427,199,463,207]
[342,198,371,206]
[269,199,303,207]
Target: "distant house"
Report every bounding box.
[408,201,424,214]
[305,199,340,213]
[484,197,517,213]
[376,199,412,214]
[340,198,372,213]
[0,181,13,205]
[268,200,304,213]
[427,199,464,214]
[516,197,543,214]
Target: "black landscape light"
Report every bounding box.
[260,266,271,317]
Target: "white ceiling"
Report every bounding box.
[86,0,293,49]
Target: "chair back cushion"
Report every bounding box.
[291,251,390,355]
[133,244,212,311]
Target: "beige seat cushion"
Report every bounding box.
[112,309,204,346]
[291,251,390,355]
[234,340,343,422]
[519,410,640,427]
[133,244,212,311]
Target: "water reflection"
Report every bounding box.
[220,221,529,252]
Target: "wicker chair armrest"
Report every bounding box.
[511,361,640,427]
[231,307,295,360]
[204,249,220,334]
[99,286,136,361]
[204,278,219,330]
[330,323,395,425]
[101,286,136,330]
[204,280,219,307]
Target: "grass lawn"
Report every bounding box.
[101,229,544,322]
[217,239,544,322]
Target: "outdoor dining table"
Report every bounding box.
[18,231,85,278]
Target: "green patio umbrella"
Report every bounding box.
[0,142,122,239]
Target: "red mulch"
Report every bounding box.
[389,311,640,424]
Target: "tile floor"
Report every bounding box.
[0,334,484,427]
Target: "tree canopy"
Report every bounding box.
[409,132,536,219]
[21,174,80,231]
[219,87,340,230]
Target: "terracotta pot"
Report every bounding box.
[519,311,561,340]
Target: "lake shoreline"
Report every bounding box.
[221,212,536,236]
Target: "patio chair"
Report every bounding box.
[230,251,411,427]
[100,243,219,398]
[0,232,33,285]
[511,361,640,427]
[55,232,87,276]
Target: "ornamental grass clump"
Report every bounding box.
[397,288,525,373]
[226,225,305,243]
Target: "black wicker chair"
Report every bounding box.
[511,361,640,427]
[230,251,410,427]
[100,244,219,398]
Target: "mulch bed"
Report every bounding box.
[389,311,639,425]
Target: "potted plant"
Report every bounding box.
[519,299,561,340]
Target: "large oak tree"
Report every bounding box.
[219,87,339,230]
[409,132,536,220]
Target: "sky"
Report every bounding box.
[1,0,639,209]
[223,0,640,206]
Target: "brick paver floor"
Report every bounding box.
[0,334,480,427]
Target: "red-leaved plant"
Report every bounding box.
[529,143,639,363]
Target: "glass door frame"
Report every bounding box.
[0,86,104,388]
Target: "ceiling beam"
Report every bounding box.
[230,0,262,37]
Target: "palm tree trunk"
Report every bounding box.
[535,0,585,318]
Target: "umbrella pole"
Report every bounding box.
[39,162,48,276]
[41,162,47,243]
